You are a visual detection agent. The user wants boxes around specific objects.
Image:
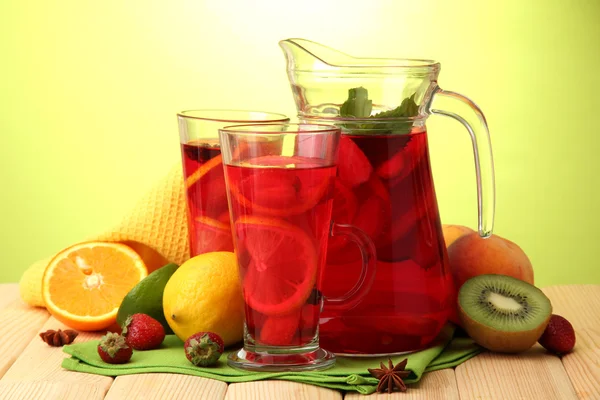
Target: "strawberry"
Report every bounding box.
[259,313,300,346]
[97,332,132,364]
[184,332,224,367]
[538,314,576,355]
[122,313,165,350]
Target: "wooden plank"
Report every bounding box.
[543,285,600,399]
[0,382,106,400]
[0,316,113,398]
[0,295,50,379]
[0,284,20,311]
[225,381,343,400]
[105,373,227,400]
[344,369,458,399]
[455,346,578,399]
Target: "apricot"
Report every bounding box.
[447,232,534,291]
[442,224,475,247]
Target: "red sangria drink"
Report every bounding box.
[181,139,233,255]
[177,110,289,257]
[225,155,336,348]
[319,128,455,355]
[221,123,376,372]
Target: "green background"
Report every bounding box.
[1,0,599,286]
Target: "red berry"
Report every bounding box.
[538,314,576,355]
[184,332,224,367]
[122,313,166,350]
[259,313,300,346]
[97,332,132,364]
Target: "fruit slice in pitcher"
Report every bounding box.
[376,142,410,180]
[337,136,373,187]
[353,195,389,240]
[376,136,426,184]
[235,216,318,316]
[376,176,437,260]
[327,176,390,265]
[230,156,330,217]
[351,175,391,241]
[191,216,234,254]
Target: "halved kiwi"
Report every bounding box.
[458,274,552,353]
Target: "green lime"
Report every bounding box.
[117,263,179,334]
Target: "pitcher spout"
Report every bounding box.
[279,38,357,71]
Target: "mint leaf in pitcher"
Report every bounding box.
[340,87,373,118]
[374,94,419,119]
[340,87,419,134]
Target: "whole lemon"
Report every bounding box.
[163,252,244,347]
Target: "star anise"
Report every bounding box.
[39,329,79,347]
[368,358,411,393]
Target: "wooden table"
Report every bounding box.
[0,283,598,399]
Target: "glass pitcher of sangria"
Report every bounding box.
[279,38,495,355]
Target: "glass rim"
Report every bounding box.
[177,109,289,123]
[219,122,341,136]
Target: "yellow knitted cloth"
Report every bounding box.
[19,164,191,307]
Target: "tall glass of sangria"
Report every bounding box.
[176,110,289,257]
[220,123,377,371]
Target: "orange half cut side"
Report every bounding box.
[42,241,147,331]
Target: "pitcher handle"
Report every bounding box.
[323,222,377,311]
[429,85,496,237]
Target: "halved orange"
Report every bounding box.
[234,216,318,316]
[42,241,147,331]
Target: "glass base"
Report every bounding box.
[227,347,336,372]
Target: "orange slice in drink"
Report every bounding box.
[235,216,317,316]
[191,216,234,255]
[42,241,147,331]
[185,153,229,221]
[185,154,223,189]
[229,155,331,217]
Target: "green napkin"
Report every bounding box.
[62,324,481,395]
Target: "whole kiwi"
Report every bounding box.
[458,274,552,353]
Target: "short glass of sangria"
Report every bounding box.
[176,110,289,257]
[219,123,377,371]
